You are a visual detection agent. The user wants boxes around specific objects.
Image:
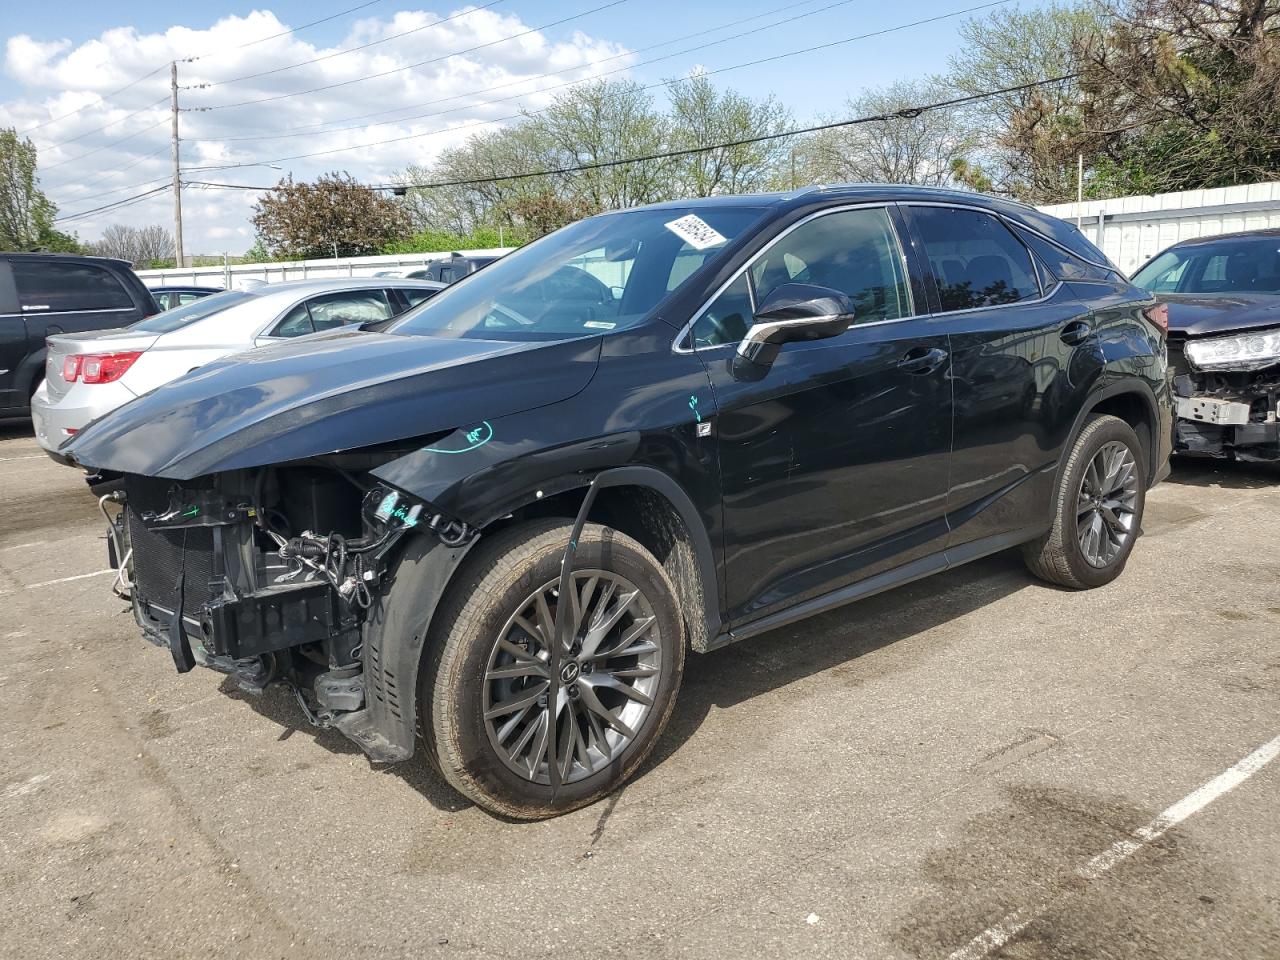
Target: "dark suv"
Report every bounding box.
[0,254,158,417]
[64,186,1172,819]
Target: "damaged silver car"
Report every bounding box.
[1133,229,1280,461]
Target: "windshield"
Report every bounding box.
[1132,236,1280,295]
[388,206,765,340]
[131,289,255,334]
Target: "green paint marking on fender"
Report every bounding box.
[688,395,702,423]
[424,421,494,455]
[182,506,200,518]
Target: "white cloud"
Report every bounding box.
[0,6,632,253]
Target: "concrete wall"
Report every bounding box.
[1038,181,1280,276]
[136,248,514,289]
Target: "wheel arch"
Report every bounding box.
[1064,380,1162,488]
[354,466,723,763]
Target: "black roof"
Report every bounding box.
[631,183,1044,218]
[3,251,134,269]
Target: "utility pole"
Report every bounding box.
[170,61,185,269]
[1076,153,1084,230]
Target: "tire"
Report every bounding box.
[1023,414,1147,589]
[421,519,685,819]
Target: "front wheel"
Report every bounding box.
[422,520,685,819]
[1023,414,1147,589]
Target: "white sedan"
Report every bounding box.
[32,277,444,462]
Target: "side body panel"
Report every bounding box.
[939,282,1100,548]
[700,319,954,626]
[0,262,26,412]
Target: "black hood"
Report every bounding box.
[1164,293,1280,337]
[65,329,601,479]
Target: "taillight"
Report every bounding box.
[62,355,83,382]
[1143,302,1169,335]
[76,351,143,384]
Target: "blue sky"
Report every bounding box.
[0,0,1046,250]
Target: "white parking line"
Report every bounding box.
[948,732,1280,960]
[0,455,45,462]
[26,569,114,589]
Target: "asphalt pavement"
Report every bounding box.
[1,417,1277,960]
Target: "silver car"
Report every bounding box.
[32,278,444,462]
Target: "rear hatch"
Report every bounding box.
[44,329,161,403]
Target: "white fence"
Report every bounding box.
[136,248,513,289]
[1038,181,1280,275]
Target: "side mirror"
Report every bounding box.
[736,283,855,367]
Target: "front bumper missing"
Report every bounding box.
[1172,371,1280,461]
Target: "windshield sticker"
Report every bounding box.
[583,321,617,330]
[424,421,494,455]
[665,214,727,251]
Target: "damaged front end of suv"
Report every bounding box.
[112,465,471,758]
[66,319,611,765]
[1169,324,1280,461]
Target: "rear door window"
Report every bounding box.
[303,290,394,333]
[12,260,134,313]
[397,287,439,308]
[908,206,1041,312]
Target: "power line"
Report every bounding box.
[186,0,630,111]
[186,0,1016,173]
[17,64,169,137]
[20,0,392,140]
[190,0,507,88]
[189,0,388,58]
[41,95,170,151]
[40,118,168,172]
[186,75,1080,195]
[44,146,169,194]
[54,184,170,224]
[196,0,874,144]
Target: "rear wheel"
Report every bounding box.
[1023,414,1146,589]
[422,520,685,819]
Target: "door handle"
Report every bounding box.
[1060,320,1094,346]
[897,346,949,374]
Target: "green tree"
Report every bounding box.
[1078,0,1280,195]
[947,3,1102,201]
[250,172,411,260]
[0,127,63,251]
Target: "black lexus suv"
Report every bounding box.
[64,186,1172,819]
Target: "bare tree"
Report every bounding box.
[89,223,175,267]
[797,80,980,187]
[665,73,794,196]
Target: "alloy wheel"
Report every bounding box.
[482,570,661,785]
[1076,440,1140,568]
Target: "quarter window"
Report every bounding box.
[13,261,133,312]
[750,208,912,323]
[910,207,1040,312]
